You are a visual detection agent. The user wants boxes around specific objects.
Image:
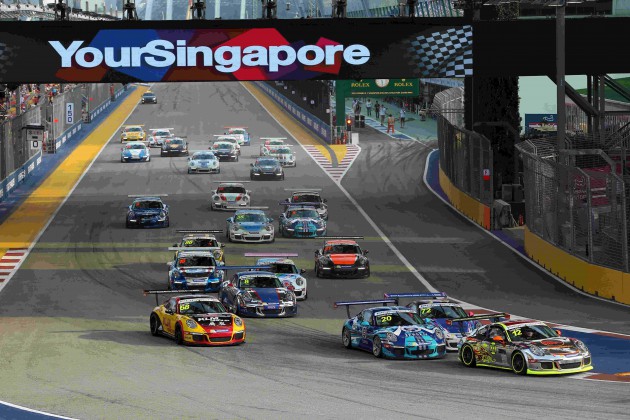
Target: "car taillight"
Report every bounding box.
[220,194,227,201]
[227,283,233,287]
[286,285,295,291]
[236,195,242,201]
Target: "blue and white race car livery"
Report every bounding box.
[255,257,307,300]
[188,150,220,174]
[126,196,169,228]
[385,292,481,351]
[167,251,225,293]
[226,210,274,243]
[121,141,150,162]
[335,299,447,359]
[219,272,297,318]
[278,206,326,238]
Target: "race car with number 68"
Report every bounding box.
[458,318,594,376]
[145,291,245,346]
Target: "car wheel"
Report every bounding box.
[147,156,151,162]
[217,168,221,174]
[164,217,170,228]
[120,157,124,163]
[372,336,383,358]
[342,327,352,349]
[281,173,285,180]
[235,297,245,315]
[303,290,307,300]
[236,156,239,162]
[460,344,476,367]
[315,264,321,278]
[187,168,191,174]
[250,174,254,181]
[125,220,131,229]
[150,314,161,336]
[161,152,165,156]
[511,352,528,375]
[167,279,172,290]
[364,266,371,278]
[174,325,184,345]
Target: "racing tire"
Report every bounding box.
[372,336,383,358]
[315,264,321,278]
[364,266,371,278]
[303,290,307,300]
[460,344,476,368]
[511,352,528,376]
[167,279,172,291]
[150,314,161,336]
[147,156,151,162]
[342,327,352,349]
[236,156,239,162]
[163,217,170,228]
[174,325,184,345]
[161,152,166,157]
[217,168,221,174]
[280,173,285,181]
[187,168,192,174]
[120,157,124,163]
[250,174,254,181]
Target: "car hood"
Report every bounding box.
[526,337,581,355]
[384,325,445,345]
[234,222,266,232]
[243,287,286,303]
[257,165,278,171]
[125,149,145,155]
[191,313,233,328]
[328,254,358,265]
[287,218,320,226]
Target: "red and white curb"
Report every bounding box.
[0,248,28,291]
[303,145,361,182]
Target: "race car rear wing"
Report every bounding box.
[383,292,448,305]
[444,312,510,325]
[127,194,168,197]
[143,289,210,305]
[320,236,364,240]
[176,230,224,234]
[283,188,323,192]
[334,298,398,318]
[212,180,251,183]
[244,253,299,257]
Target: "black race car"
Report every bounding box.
[250,157,284,180]
[161,138,189,156]
[141,91,157,104]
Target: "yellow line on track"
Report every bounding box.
[0,87,147,258]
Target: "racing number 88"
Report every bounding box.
[180,303,190,311]
[184,240,194,245]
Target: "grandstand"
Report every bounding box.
[0,1,118,20]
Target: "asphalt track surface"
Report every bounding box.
[0,82,629,419]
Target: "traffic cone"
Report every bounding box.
[518,214,524,226]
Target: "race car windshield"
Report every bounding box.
[239,276,282,288]
[267,140,283,145]
[183,238,218,247]
[231,129,245,134]
[257,159,278,166]
[170,139,184,145]
[287,209,319,218]
[143,93,155,98]
[323,244,361,254]
[154,131,169,136]
[126,144,145,150]
[134,201,163,209]
[507,324,558,342]
[374,312,426,327]
[271,263,297,274]
[420,305,468,319]
[294,194,321,203]
[215,144,233,150]
[127,127,142,132]
[217,186,246,194]
[178,301,225,315]
[178,256,215,267]
[234,213,266,223]
[276,148,291,154]
[193,153,215,160]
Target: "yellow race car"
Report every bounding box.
[145,290,245,346]
[121,125,146,143]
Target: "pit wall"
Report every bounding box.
[438,164,491,229]
[524,227,630,305]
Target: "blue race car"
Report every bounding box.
[255,257,307,300]
[219,271,297,318]
[334,299,447,359]
[167,251,224,293]
[278,206,326,238]
[384,292,482,351]
[126,196,169,228]
[226,209,275,243]
[121,141,151,162]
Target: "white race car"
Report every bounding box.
[188,150,220,174]
[255,257,307,300]
[213,135,241,155]
[210,182,251,211]
[148,128,173,148]
[224,126,251,146]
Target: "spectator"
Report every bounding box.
[387,114,396,133]
[399,108,406,128]
[379,105,387,126]
[374,101,380,118]
[366,99,372,117]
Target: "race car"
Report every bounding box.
[173,230,226,263]
[148,128,173,147]
[210,182,251,211]
[255,257,307,300]
[314,239,369,278]
[282,189,328,220]
[121,125,146,143]
[188,150,220,174]
[161,137,188,156]
[334,299,447,359]
[211,141,239,162]
[273,145,296,167]
[213,135,241,155]
[259,144,285,157]
[167,250,224,292]
[224,126,251,146]
[126,195,169,228]
[458,316,593,375]
[384,292,480,351]
[261,137,286,147]
[226,209,274,243]
[278,206,326,238]
[120,141,150,162]
[219,271,297,318]
[145,291,245,346]
[250,157,285,180]
[141,91,157,104]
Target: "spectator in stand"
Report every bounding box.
[366,99,372,117]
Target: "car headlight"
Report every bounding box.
[284,291,296,303]
[233,317,243,327]
[573,339,589,353]
[157,211,166,221]
[528,344,547,356]
[386,332,398,342]
[434,328,444,340]
[242,291,259,303]
[231,224,240,232]
[357,257,367,266]
[275,167,282,173]
[296,277,305,286]
[185,319,198,329]
[265,225,273,232]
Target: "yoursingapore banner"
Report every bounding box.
[0,19,473,83]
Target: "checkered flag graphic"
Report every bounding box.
[0,42,17,77]
[404,25,473,78]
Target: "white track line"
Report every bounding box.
[0,87,145,295]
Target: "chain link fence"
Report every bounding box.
[518,136,629,272]
[0,104,42,180]
[434,87,493,206]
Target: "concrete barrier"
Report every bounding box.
[439,164,491,229]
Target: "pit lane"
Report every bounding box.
[0,82,628,419]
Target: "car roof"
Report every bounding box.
[412,299,458,305]
[235,209,265,214]
[236,271,277,277]
[192,150,216,156]
[256,258,295,265]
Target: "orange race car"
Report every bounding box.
[314,238,370,278]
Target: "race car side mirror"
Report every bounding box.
[363,250,369,255]
[250,163,254,167]
[492,336,504,344]
[247,190,252,195]
[221,243,226,248]
[300,269,306,274]
[555,329,562,336]
[323,199,328,203]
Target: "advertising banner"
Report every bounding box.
[524,114,557,134]
[346,79,420,96]
[0,19,472,83]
